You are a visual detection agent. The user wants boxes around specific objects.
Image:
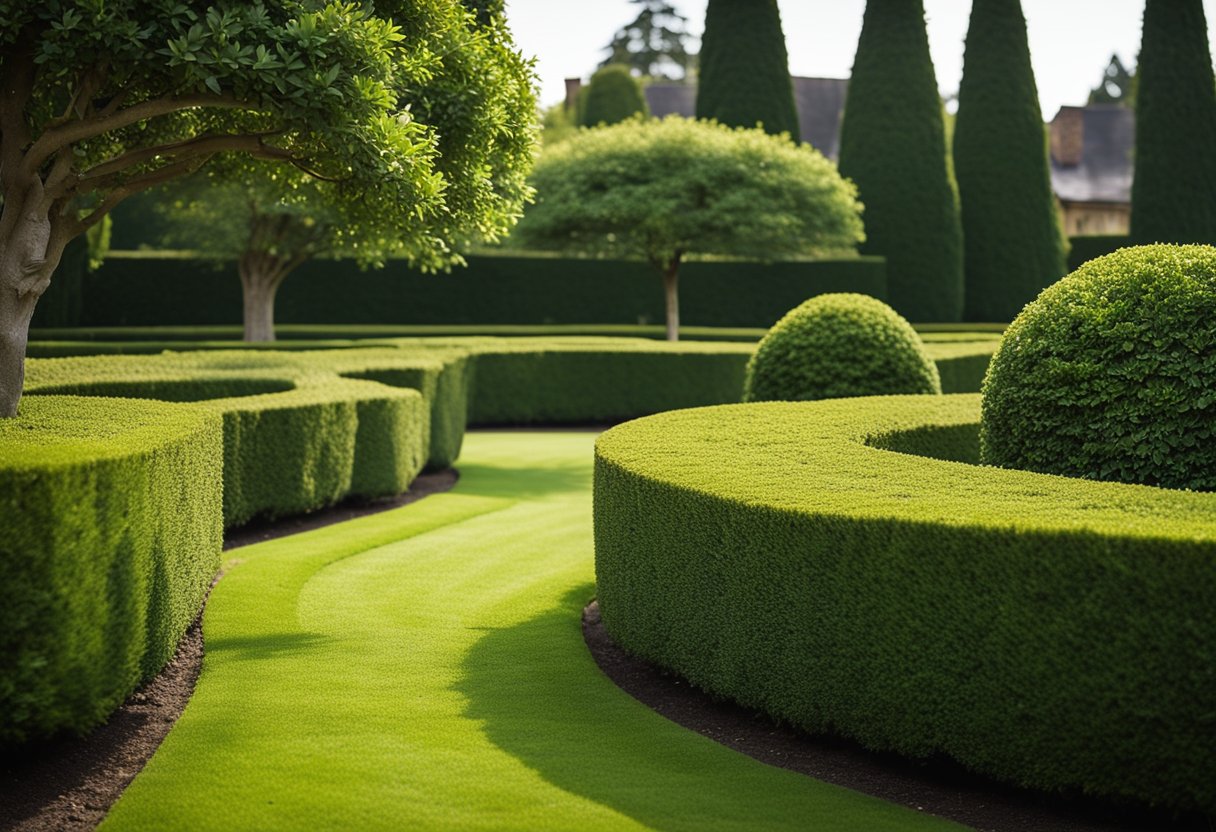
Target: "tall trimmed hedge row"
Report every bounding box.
[838,0,964,321]
[594,394,1216,814]
[953,0,1066,322]
[61,253,887,329]
[1,397,223,746]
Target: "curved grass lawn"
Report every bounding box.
[100,432,961,831]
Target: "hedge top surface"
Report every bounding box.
[1,395,218,469]
[980,244,1216,490]
[597,394,1216,541]
[743,293,941,402]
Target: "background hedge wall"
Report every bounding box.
[68,252,886,329]
[594,394,1216,815]
[1067,234,1128,272]
[0,397,223,746]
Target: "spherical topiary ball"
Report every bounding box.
[742,293,942,403]
[980,244,1216,490]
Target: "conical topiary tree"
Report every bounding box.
[580,65,649,127]
[954,0,1066,322]
[695,0,800,141]
[837,0,963,322]
[1130,0,1216,245]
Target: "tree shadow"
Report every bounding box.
[454,584,937,831]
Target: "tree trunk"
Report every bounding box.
[662,262,680,341]
[0,207,60,417]
[238,258,285,343]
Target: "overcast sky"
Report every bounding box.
[504,0,1216,120]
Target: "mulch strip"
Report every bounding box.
[0,470,457,832]
[582,601,1207,832]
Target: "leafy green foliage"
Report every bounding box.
[0,396,222,746]
[515,116,863,270]
[600,0,695,80]
[1130,0,1216,244]
[1088,53,1135,106]
[695,0,799,140]
[953,0,1066,323]
[980,245,1216,490]
[579,65,649,128]
[838,0,964,322]
[743,293,940,402]
[595,394,1216,814]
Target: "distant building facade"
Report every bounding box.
[1049,104,1134,236]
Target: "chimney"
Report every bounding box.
[564,78,582,113]
[1051,107,1084,167]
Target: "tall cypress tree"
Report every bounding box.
[696,0,800,141]
[1130,0,1216,245]
[954,0,1065,322]
[837,0,963,322]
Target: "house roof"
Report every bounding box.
[643,77,848,160]
[1049,105,1135,205]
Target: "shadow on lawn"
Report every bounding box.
[205,631,331,662]
[454,459,592,500]
[454,584,929,832]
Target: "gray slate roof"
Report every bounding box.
[1050,105,1135,205]
[644,77,848,159]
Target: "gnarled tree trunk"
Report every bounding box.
[0,182,72,417]
[237,250,302,342]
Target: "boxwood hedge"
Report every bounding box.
[0,396,222,746]
[594,394,1216,814]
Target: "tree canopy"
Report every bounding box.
[513,116,864,340]
[600,0,695,80]
[0,0,537,407]
[695,0,800,141]
[1088,53,1136,106]
[580,65,649,127]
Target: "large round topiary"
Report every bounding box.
[743,293,941,402]
[980,244,1216,490]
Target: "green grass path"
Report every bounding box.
[101,432,963,831]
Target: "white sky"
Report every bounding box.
[504,0,1216,120]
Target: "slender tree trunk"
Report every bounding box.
[662,262,680,341]
[0,205,61,417]
[238,257,286,343]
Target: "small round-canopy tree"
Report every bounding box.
[696,0,800,141]
[838,0,964,322]
[512,117,864,341]
[152,3,537,342]
[0,0,534,414]
[953,0,1066,322]
[580,65,649,128]
[1130,0,1216,245]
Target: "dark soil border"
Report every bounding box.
[582,601,1207,832]
[0,470,457,832]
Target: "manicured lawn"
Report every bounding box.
[100,432,960,831]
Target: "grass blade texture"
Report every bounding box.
[101,431,959,831]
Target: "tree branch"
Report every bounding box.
[70,155,214,236]
[23,92,251,176]
[0,36,37,216]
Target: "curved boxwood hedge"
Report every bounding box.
[23,349,462,524]
[594,394,1216,814]
[0,396,222,746]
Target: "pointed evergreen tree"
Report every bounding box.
[837,0,963,321]
[954,0,1066,322]
[580,65,649,127]
[1130,0,1216,245]
[695,0,800,141]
